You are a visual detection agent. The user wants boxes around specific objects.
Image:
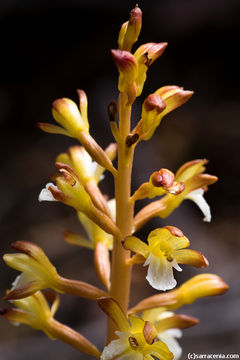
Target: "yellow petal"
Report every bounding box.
[174,249,209,268]
[155,314,199,332]
[123,236,149,257]
[98,297,130,332]
[38,122,71,137]
[63,231,94,250]
[143,340,173,360]
[175,159,208,182]
[178,273,229,306]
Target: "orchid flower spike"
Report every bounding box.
[124,226,208,291]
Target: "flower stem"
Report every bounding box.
[107,93,134,342]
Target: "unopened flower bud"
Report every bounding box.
[111,49,138,104]
[77,89,88,128]
[151,169,174,188]
[118,5,142,52]
[52,98,89,137]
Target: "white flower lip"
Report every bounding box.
[144,253,182,291]
[159,328,182,360]
[186,188,211,222]
[100,331,140,360]
[38,183,58,202]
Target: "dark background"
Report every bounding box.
[0,0,240,358]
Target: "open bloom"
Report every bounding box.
[124,226,208,291]
[56,143,117,187]
[38,162,120,238]
[133,160,218,232]
[56,144,117,216]
[0,291,100,357]
[98,297,173,360]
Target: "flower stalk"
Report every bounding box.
[107,92,135,341]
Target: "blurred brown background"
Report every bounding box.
[0,0,240,358]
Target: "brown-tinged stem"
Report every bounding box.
[107,92,134,342]
[57,276,108,299]
[47,318,100,358]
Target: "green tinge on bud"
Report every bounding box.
[134,42,168,96]
[118,5,142,52]
[52,98,89,137]
[111,49,138,104]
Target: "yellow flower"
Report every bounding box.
[98,297,173,360]
[57,143,117,187]
[159,159,218,221]
[38,91,117,176]
[135,86,193,140]
[38,163,120,237]
[133,160,218,232]
[129,274,229,314]
[3,241,107,301]
[124,226,208,291]
[0,291,100,357]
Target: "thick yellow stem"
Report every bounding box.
[107,93,134,342]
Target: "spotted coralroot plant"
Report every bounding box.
[1,6,229,360]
